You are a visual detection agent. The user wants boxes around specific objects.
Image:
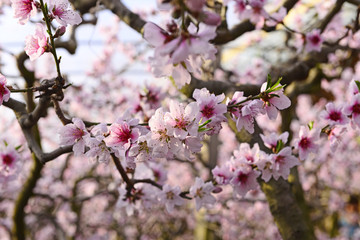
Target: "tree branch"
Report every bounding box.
[213,0,299,44]
[317,0,346,33]
[100,0,146,34]
[111,153,134,191]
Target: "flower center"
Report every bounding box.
[299,137,310,149]
[2,154,14,166]
[196,188,204,198]
[245,155,254,162]
[352,103,360,114]
[309,35,321,45]
[53,7,65,17]
[0,84,6,95]
[275,155,285,164]
[73,128,85,140]
[117,126,133,143]
[201,105,215,119]
[175,118,188,130]
[329,111,341,122]
[166,191,175,200]
[23,0,33,12]
[237,172,248,183]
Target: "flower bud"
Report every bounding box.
[54,26,66,38]
[212,186,223,194]
[201,11,221,26]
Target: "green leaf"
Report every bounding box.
[198,127,212,132]
[3,140,8,147]
[198,119,212,129]
[275,140,283,153]
[270,94,280,98]
[15,145,22,151]
[266,74,272,89]
[268,77,283,90]
[307,121,314,130]
[355,80,360,92]
[169,76,176,88]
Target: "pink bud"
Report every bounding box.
[54,26,66,38]
[212,186,223,193]
[202,11,221,26]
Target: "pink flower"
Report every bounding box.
[320,102,349,126]
[59,118,89,156]
[0,74,10,105]
[201,11,221,26]
[158,184,184,213]
[256,152,273,182]
[104,120,140,151]
[148,108,181,158]
[267,7,287,27]
[128,134,153,162]
[186,0,206,12]
[212,165,233,185]
[0,146,20,173]
[344,94,360,128]
[230,165,260,197]
[85,137,111,163]
[189,177,216,211]
[165,101,199,140]
[144,22,217,87]
[227,91,263,133]
[10,0,37,25]
[269,147,299,180]
[143,22,171,48]
[348,80,360,96]
[234,0,248,20]
[24,24,49,61]
[260,82,291,120]
[155,22,216,64]
[248,0,268,27]
[293,126,320,161]
[193,88,227,124]
[232,143,261,164]
[305,29,323,52]
[46,0,82,26]
[260,131,289,151]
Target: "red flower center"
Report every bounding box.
[237,172,248,183]
[175,118,188,130]
[117,126,133,143]
[73,128,85,140]
[201,105,215,119]
[53,7,65,17]
[299,137,310,149]
[0,84,6,95]
[329,111,341,122]
[2,154,14,166]
[275,155,285,164]
[309,35,321,45]
[352,103,360,114]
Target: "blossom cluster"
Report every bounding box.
[0,142,21,185]
[11,0,82,61]
[228,78,291,134]
[59,88,228,166]
[57,82,292,211]
[212,132,300,198]
[0,74,10,106]
[232,0,269,27]
[144,21,217,87]
[157,0,221,26]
